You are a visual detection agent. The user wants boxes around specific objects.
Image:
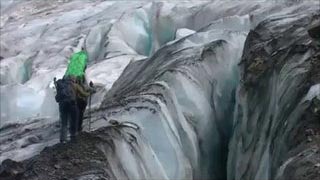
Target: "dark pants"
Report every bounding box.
[77,99,87,132]
[59,101,79,142]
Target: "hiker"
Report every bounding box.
[64,47,94,133]
[54,47,93,143]
[55,76,79,143]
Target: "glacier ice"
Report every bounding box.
[0,53,34,85]
[89,27,248,179]
[0,84,59,127]
[175,28,195,39]
[1,0,320,180]
[227,4,320,180]
[85,24,112,63]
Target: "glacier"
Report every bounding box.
[0,0,319,180]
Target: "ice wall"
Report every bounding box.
[227,4,320,180]
[88,23,248,179]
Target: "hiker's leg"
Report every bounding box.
[59,103,68,143]
[77,99,87,132]
[69,102,79,140]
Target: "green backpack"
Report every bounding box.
[65,51,88,80]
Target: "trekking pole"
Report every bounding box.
[88,81,93,131]
[88,94,92,131]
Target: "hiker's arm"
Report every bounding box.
[73,84,90,97]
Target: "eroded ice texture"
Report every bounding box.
[1,0,319,180]
[227,4,320,180]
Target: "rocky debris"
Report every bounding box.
[0,120,169,180]
[0,159,25,180]
[0,127,125,180]
[279,144,320,180]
